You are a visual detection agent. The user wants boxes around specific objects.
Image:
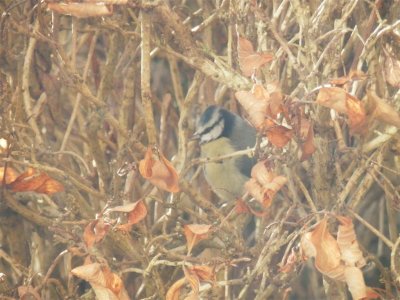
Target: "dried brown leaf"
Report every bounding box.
[108,200,147,228]
[344,266,367,300]
[316,87,348,114]
[139,147,180,193]
[300,123,316,161]
[71,263,129,300]
[9,168,64,195]
[184,224,212,254]
[265,120,293,148]
[237,36,273,76]
[346,94,367,135]
[336,216,366,268]
[235,89,268,129]
[83,219,110,249]
[245,161,287,208]
[309,218,345,281]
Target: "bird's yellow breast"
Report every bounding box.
[201,138,249,201]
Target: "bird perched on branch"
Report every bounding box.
[193,105,257,202]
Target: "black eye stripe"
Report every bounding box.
[200,117,223,135]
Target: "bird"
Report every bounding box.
[193,105,257,202]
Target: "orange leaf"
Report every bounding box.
[235,84,284,130]
[235,89,268,129]
[245,179,272,207]
[346,95,367,135]
[336,216,365,268]
[71,263,130,300]
[9,168,64,195]
[245,161,287,208]
[139,147,180,193]
[316,87,367,135]
[316,87,348,114]
[139,147,154,178]
[265,120,293,148]
[0,166,18,185]
[300,123,316,161]
[184,224,212,254]
[47,3,113,18]
[237,36,273,77]
[344,266,367,300]
[83,219,111,249]
[249,160,274,186]
[166,278,186,300]
[308,218,345,281]
[108,200,147,228]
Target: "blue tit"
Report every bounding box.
[193,105,257,201]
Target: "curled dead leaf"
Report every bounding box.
[235,84,284,131]
[336,216,365,268]
[237,36,273,77]
[108,200,147,231]
[139,147,180,193]
[344,266,367,300]
[316,87,367,135]
[71,263,129,300]
[265,120,293,148]
[316,87,348,114]
[235,88,268,129]
[245,161,287,208]
[9,168,64,195]
[308,218,345,281]
[346,95,367,135]
[300,123,316,161]
[83,219,111,249]
[184,224,212,254]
